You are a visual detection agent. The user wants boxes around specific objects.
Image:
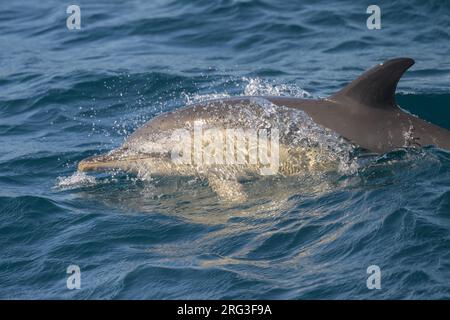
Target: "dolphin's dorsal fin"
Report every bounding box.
[330,58,415,109]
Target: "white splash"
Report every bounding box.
[183,92,231,105]
[243,77,311,98]
[55,171,97,189]
[182,77,311,106]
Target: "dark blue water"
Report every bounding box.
[1,0,450,299]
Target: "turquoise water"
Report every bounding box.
[1,0,450,299]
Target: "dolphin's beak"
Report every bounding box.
[78,148,130,172]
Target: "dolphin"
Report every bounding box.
[78,58,450,200]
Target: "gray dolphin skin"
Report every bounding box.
[78,58,450,194]
[268,57,450,153]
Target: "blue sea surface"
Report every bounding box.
[1,0,450,299]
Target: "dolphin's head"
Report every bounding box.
[77,146,173,174]
[78,148,137,172]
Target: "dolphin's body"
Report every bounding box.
[78,58,450,200]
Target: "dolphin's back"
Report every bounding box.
[270,58,450,153]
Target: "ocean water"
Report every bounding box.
[1,0,450,299]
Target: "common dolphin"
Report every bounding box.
[78,58,450,200]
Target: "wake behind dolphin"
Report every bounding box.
[78,58,450,200]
